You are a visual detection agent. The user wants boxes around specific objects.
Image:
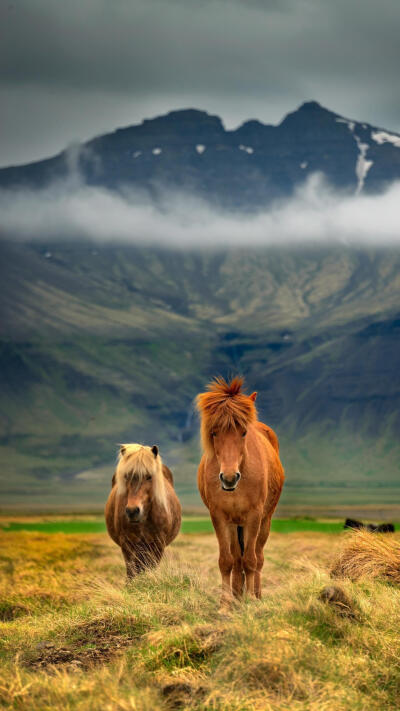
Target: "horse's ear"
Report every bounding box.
[249,392,257,402]
[119,444,126,457]
[151,445,159,458]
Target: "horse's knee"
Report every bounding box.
[232,556,243,572]
[243,551,257,574]
[256,551,264,571]
[219,552,234,576]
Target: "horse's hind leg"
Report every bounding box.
[254,516,272,599]
[230,526,245,598]
[242,513,262,597]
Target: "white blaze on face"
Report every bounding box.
[196,144,206,154]
[152,147,162,155]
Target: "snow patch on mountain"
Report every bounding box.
[354,136,373,194]
[239,145,254,154]
[336,117,373,193]
[336,118,355,132]
[372,131,400,148]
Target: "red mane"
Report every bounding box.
[196,377,257,456]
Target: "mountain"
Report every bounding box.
[1,102,400,207]
[1,239,400,511]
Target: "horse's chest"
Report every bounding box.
[220,496,248,523]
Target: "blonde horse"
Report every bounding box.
[105,444,181,578]
[196,377,284,602]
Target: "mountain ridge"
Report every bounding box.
[1,101,400,207]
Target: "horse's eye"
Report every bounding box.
[146,474,152,481]
[242,431,247,438]
[211,431,216,438]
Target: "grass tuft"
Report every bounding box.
[331,529,400,583]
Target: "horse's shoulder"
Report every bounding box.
[162,464,174,486]
[254,421,280,454]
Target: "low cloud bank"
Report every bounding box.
[1,173,400,247]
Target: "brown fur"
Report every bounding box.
[196,377,284,602]
[105,444,181,579]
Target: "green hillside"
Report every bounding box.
[1,240,399,510]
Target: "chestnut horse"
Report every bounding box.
[196,377,284,602]
[105,444,181,578]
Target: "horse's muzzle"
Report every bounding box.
[219,472,241,491]
[125,506,142,523]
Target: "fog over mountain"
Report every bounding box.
[1,101,400,246]
[2,174,400,247]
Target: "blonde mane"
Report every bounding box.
[196,376,257,459]
[115,443,168,511]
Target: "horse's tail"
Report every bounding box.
[237,525,244,556]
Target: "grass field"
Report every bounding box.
[1,523,400,710]
[0,517,347,535]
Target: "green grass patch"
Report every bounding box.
[0,517,349,535]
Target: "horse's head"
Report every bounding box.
[212,425,247,491]
[196,376,257,492]
[115,444,167,523]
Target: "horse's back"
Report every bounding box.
[197,455,210,509]
[162,464,174,486]
[105,485,120,545]
[255,422,280,454]
[253,422,284,516]
[164,478,182,544]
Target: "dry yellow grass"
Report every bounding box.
[0,529,400,710]
[331,529,400,583]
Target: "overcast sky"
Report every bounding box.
[1,0,400,167]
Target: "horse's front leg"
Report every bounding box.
[243,513,262,597]
[122,544,139,580]
[211,514,234,606]
[254,515,272,599]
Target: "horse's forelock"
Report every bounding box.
[196,377,257,456]
[115,444,168,511]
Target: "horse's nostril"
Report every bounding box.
[236,472,241,480]
[219,472,224,481]
[126,506,140,518]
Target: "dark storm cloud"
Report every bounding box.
[1,0,400,165]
